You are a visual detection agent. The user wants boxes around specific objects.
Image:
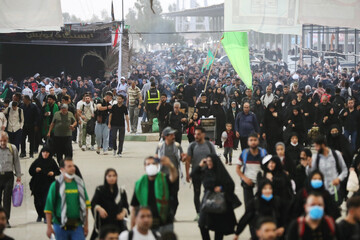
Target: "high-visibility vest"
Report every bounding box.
[147,89,160,104]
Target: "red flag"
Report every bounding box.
[113,27,119,47]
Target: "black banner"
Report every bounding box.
[0,29,112,46]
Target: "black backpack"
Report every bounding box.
[128,230,160,240]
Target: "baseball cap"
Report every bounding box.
[162,127,177,136]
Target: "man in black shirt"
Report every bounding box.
[337,196,360,240]
[108,95,130,157]
[157,94,172,139]
[20,95,39,158]
[183,78,196,119]
[166,102,187,144]
[130,156,178,234]
[195,93,209,118]
[286,193,337,240]
[95,91,112,155]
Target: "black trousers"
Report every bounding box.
[159,121,166,139]
[0,173,14,220]
[200,227,224,240]
[110,126,125,154]
[8,129,22,150]
[21,125,35,156]
[175,131,182,144]
[242,182,255,209]
[170,178,180,216]
[239,136,249,151]
[53,136,72,164]
[193,177,202,213]
[34,190,48,218]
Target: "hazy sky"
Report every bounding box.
[61,0,223,20]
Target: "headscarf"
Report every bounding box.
[205,154,235,192]
[102,168,119,199]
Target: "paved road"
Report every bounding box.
[7,140,251,240]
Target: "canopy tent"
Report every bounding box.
[0,0,63,33]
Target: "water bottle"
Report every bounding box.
[50,233,56,240]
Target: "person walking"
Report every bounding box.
[20,95,38,158]
[108,95,130,157]
[156,94,172,139]
[307,135,348,206]
[29,146,60,223]
[340,98,359,151]
[130,156,178,234]
[286,193,338,240]
[155,127,184,216]
[235,133,267,208]
[192,154,237,240]
[184,126,216,220]
[95,91,112,155]
[127,80,142,134]
[119,207,160,240]
[166,102,187,144]
[144,82,160,130]
[47,104,77,164]
[4,101,24,150]
[0,207,14,239]
[78,94,96,151]
[337,196,360,240]
[44,158,91,240]
[90,168,129,240]
[0,131,21,227]
[235,102,260,150]
[42,95,59,141]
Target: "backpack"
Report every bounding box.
[241,147,267,173]
[315,149,342,175]
[4,107,22,125]
[296,216,335,239]
[128,230,160,240]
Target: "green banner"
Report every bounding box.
[201,50,215,73]
[221,32,252,90]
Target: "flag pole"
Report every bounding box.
[204,40,221,92]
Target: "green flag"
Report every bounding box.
[201,50,215,73]
[221,32,252,90]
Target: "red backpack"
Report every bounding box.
[297,215,336,239]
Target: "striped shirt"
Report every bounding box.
[127,86,141,106]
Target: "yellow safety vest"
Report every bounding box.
[147,89,160,104]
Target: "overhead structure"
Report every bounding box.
[224,0,360,36]
[0,0,63,33]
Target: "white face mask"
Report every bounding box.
[290,142,298,147]
[64,172,75,179]
[145,164,159,176]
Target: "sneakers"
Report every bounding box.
[36,216,42,222]
[81,146,86,151]
[194,214,200,221]
[96,148,100,154]
[90,146,95,151]
[108,147,113,151]
[30,155,34,159]
[103,151,108,155]
[19,153,26,158]
[117,153,122,157]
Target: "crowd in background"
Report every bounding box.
[0,46,360,240]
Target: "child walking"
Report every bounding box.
[223,123,235,165]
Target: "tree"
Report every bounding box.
[125,0,184,45]
[81,47,118,79]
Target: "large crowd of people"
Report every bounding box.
[0,46,360,240]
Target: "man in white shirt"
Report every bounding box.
[119,207,160,240]
[4,101,24,150]
[21,82,33,99]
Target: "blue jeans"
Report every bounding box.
[344,130,357,151]
[95,123,109,151]
[53,224,85,240]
